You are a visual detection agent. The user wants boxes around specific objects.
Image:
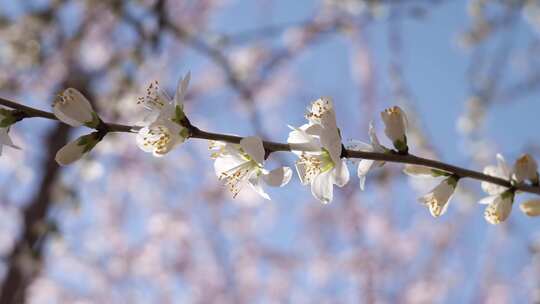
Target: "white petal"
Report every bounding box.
[357,159,375,177]
[214,155,245,176]
[64,88,93,112]
[320,126,342,165]
[311,170,334,204]
[496,153,511,178]
[136,128,155,153]
[332,159,350,187]
[368,122,384,152]
[478,195,498,205]
[262,167,292,187]
[304,123,323,137]
[249,174,270,200]
[240,136,265,165]
[175,71,191,105]
[55,138,86,166]
[381,106,406,143]
[346,140,372,152]
[287,124,321,152]
[357,159,375,190]
[53,107,85,127]
[295,162,309,185]
[359,176,366,191]
[53,88,95,127]
[481,165,508,195]
[484,194,513,225]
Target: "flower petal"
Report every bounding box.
[249,173,270,200]
[484,194,513,225]
[295,162,310,185]
[332,159,350,187]
[496,153,511,178]
[478,195,498,205]
[262,167,292,187]
[320,126,342,165]
[240,136,265,165]
[214,154,246,177]
[175,71,191,106]
[368,122,384,152]
[55,133,99,166]
[287,124,322,152]
[311,169,334,204]
[346,140,372,152]
[357,159,375,190]
[53,88,95,127]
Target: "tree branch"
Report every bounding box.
[2,97,539,196]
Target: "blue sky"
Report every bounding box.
[2,0,540,302]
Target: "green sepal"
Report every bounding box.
[393,136,408,153]
[76,132,101,153]
[179,127,190,139]
[0,109,17,128]
[84,111,101,129]
[431,169,452,177]
[501,189,515,201]
[446,175,460,188]
[172,105,186,125]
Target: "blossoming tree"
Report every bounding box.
[1,0,540,303]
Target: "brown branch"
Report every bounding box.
[2,97,540,196]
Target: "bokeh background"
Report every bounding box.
[1,0,540,303]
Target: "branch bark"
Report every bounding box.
[1,97,540,196]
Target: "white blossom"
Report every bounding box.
[519,200,540,217]
[211,136,292,199]
[480,190,515,225]
[288,97,349,204]
[55,132,101,166]
[418,176,459,217]
[481,154,512,196]
[136,73,191,156]
[53,88,99,128]
[513,153,538,184]
[479,154,515,224]
[381,106,408,152]
[347,123,386,190]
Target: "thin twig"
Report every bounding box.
[1,97,539,195]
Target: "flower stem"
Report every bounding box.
[2,96,540,196]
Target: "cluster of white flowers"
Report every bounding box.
[3,74,540,225]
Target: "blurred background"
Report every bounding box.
[1,0,540,303]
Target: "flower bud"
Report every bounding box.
[55,132,101,165]
[381,106,408,153]
[53,88,99,128]
[418,176,459,217]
